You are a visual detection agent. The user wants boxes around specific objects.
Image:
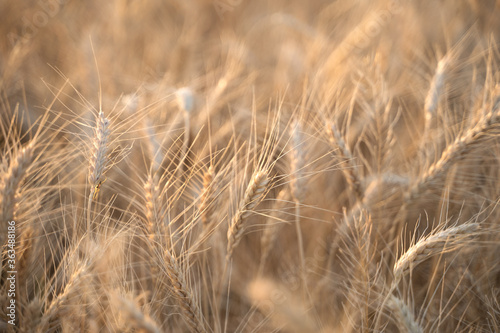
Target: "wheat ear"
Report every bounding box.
[89,111,110,195]
[326,122,363,200]
[405,97,500,205]
[387,295,423,333]
[0,141,35,224]
[199,166,215,229]
[424,54,451,135]
[87,111,110,233]
[144,174,167,247]
[143,172,169,307]
[162,250,207,333]
[393,223,480,284]
[226,170,269,263]
[20,297,42,333]
[38,260,90,331]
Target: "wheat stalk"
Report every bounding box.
[289,120,307,291]
[226,169,269,263]
[259,189,289,276]
[290,120,306,203]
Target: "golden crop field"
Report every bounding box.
[1,0,500,332]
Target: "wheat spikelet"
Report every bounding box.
[326,122,363,200]
[393,223,480,284]
[387,295,423,333]
[144,174,167,247]
[88,111,110,199]
[226,170,269,262]
[162,250,207,333]
[199,166,215,229]
[0,141,35,223]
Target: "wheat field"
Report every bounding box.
[1,0,500,332]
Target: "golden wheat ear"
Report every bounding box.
[387,295,423,333]
[161,250,208,333]
[0,141,35,224]
[88,111,110,200]
[393,222,480,285]
[424,53,452,135]
[199,166,215,230]
[226,169,269,264]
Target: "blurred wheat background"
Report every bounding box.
[1,0,500,332]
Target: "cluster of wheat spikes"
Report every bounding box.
[1,0,500,332]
